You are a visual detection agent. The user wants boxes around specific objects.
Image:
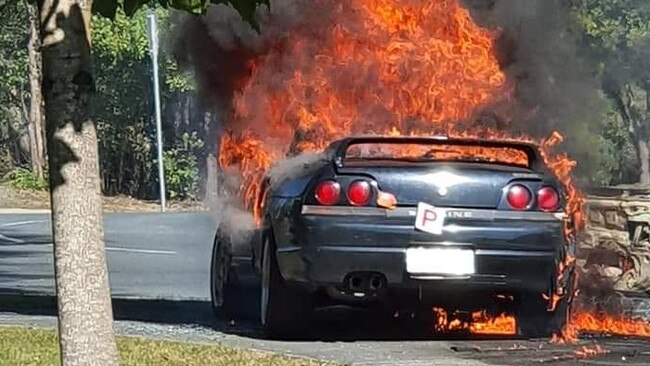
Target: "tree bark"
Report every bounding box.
[26,0,46,179]
[637,85,650,185]
[639,139,650,184]
[39,1,119,365]
[202,110,219,200]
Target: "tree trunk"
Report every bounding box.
[639,139,650,184]
[644,86,650,185]
[39,1,119,365]
[201,110,219,201]
[26,0,46,179]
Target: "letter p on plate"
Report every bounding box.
[414,202,445,235]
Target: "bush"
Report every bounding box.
[163,132,203,200]
[4,168,49,191]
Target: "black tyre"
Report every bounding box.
[210,231,244,319]
[517,271,575,339]
[260,235,312,338]
[517,293,570,339]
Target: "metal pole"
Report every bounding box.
[147,10,166,212]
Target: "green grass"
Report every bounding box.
[0,326,335,366]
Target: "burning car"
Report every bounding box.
[210,135,576,338]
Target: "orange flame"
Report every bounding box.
[470,310,517,335]
[218,0,512,216]
[433,308,516,335]
[554,311,650,344]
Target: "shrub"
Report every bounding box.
[5,168,49,191]
[162,132,203,200]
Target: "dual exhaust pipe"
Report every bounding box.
[345,272,386,295]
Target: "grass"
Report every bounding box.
[0,326,335,366]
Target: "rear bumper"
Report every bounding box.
[274,205,565,293]
[284,245,557,291]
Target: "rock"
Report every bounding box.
[580,185,650,295]
[603,266,623,278]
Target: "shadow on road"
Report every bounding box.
[0,294,214,324]
[6,295,650,366]
[0,292,522,343]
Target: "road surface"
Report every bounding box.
[0,211,215,300]
[2,211,650,366]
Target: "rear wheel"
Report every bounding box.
[210,231,244,319]
[517,271,575,339]
[517,293,570,338]
[260,236,312,338]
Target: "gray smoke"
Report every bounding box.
[266,152,327,188]
[207,180,256,244]
[465,0,609,181]
[206,164,255,246]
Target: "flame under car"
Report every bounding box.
[210,136,575,338]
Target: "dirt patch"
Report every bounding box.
[0,184,207,213]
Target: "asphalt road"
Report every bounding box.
[2,211,650,366]
[0,211,216,300]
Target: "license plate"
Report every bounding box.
[414,202,445,235]
[405,247,475,275]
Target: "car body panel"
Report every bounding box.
[325,162,558,209]
[245,136,568,303]
[268,204,563,292]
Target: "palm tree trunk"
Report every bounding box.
[38,1,118,365]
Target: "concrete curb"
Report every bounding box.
[0,208,51,214]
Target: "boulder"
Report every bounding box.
[579,185,650,296]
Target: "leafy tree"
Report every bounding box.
[25,0,266,365]
[572,0,650,183]
[0,2,29,174]
[0,1,45,181]
[601,105,639,183]
[91,7,203,199]
[92,8,156,198]
[0,1,46,179]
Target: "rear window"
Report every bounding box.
[345,142,530,167]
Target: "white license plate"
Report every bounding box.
[414,202,445,235]
[405,247,475,275]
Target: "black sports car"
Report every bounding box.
[210,136,575,338]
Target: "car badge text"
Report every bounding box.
[446,210,473,219]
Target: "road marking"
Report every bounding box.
[0,233,26,244]
[5,243,177,255]
[0,220,47,228]
[106,247,177,255]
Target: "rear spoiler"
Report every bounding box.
[325,136,544,172]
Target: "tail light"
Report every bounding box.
[315,180,341,205]
[347,180,372,206]
[537,186,560,211]
[506,184,532,211]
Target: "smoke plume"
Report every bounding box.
[181,0,606,158]
[180,0,604,232]
[465,0,608,179]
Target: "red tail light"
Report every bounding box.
[506,184,531,211]
[347,180,372,206]
[537,186,560,211]
[315,180,341,205]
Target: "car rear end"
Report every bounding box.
[271,137,568,308]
